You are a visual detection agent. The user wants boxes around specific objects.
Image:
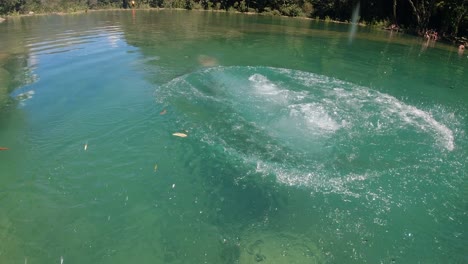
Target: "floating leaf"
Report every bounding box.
[172,132,188,138]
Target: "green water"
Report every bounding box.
[0,10,467,263]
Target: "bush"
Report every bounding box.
[200,0,208,10]
[302,2,313,18]
[237,0,247,12]
[279,4,302,17]
[184,0,192,10]
[261,7,279,16]
[211,2,220,10]
[191,1,202,10]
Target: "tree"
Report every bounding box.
[407,0,436,33]
[0,0,23,14]
[437,0,467,37]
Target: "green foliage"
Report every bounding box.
[236,0,247,13]
[211,2,221,10]
[302,2,313,18]
[279,4,302,17]
[367,19,390,28]
[190,0,202,10]
[162,0,185,8]
[261,7,281,16]
[434,0,467,37]
[184,0,192,10]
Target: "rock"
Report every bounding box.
[198,55,218,67]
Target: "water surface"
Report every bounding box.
[0,10,467,263]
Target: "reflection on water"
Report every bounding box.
[0,10,467,264]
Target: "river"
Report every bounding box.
[0,10,466,263]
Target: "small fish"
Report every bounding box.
[172,184,175,189]
[172,132,187,138]
[0,147,8,151]
[84,144,88,151]
[60,256,63,264]
[154,164,158,172]
[160,109,167,115]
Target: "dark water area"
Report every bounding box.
[0,10,467,263]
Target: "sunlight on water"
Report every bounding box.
[0,10,466,264]
[348,2,360,44]
[158,66,461,207]
[157,66,466,262]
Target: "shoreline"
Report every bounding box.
[1,8,465,47]
[0,7,367,26]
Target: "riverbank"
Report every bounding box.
[0,7,379,32]
[0,7,465,48]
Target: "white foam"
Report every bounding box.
[248,74,291,105]
[159,66,459,198]
[289,103,341,133]
[254,159,376,199]
[372,93,455,151]
[249,74,280,95]
[314,80,454,151]
[397,103,454,151]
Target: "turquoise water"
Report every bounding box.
[0,10,467,263]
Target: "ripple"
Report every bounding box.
[26,26,124,56]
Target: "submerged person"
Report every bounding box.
[390,24,399,31]
[458,44,465,56]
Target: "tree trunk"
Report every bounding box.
[407,0,435,34]
[407,0,421,25]
[452,10,466,37]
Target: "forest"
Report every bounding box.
[0,0,467,41]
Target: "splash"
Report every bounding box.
[156,66,459,195]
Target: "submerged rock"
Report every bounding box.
[239,229,325,263]
[197,55,218,67]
